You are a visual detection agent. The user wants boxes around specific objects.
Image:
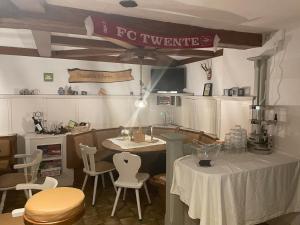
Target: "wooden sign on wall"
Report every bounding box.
[68,68,134,83]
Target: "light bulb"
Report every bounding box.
[135,99,147,108]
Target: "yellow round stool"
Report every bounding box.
[24,187,85,225]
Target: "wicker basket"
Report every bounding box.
[71,123,91,134]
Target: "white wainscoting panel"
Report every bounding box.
[0,98,10,134]
[11,97,46,134]
[46,98,77,125]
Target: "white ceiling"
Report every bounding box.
[47,0,300,33]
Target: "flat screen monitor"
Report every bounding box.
[151,68,186,93]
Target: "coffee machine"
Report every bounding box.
[247,56,277,154]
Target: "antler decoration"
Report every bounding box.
[201,60,212,80]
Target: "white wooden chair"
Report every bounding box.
[111,152,151,220]
[0,149,43,213]
[0,176,57,225]
[80,144,116,206]
[11,176,58,217]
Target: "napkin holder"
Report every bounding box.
[133,128,145,143]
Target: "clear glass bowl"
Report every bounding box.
[192,142,221,167]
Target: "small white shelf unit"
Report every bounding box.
[24,133,74,186]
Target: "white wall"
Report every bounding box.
[189,23,300,225]
[0,55,151,96]
[184,51,255,96]
[0,95,175,135]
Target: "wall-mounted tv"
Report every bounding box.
[151,68,186,93]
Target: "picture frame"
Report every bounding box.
[203,83,213,96]
[43,73,54,82]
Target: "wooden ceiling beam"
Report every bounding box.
[0,0,263,49]
[0,46,39,56]
[79,56,177,67]
[51,35,124,51]
[214,49,224,57]
[175,57,209,66]
[175,49,224,66]
[158,49,215,58]
[53,49,125,58]
[0,46,175,67]
[10,0,45,13]
[0,17,85,34]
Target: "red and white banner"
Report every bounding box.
[85,16,220,49]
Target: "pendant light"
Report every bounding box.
[134,56,147,108]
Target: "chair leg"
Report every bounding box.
[135,189,142,220]
[111,187,122,217]
[28,189,33,198]
[143,182,151,204]
[82,174,88,191]
[109,171,117,193]
[23,190,29,199]
[101,174,105,189]
[0,191,7,213]
[92,175,98,206]
[123,188,127,201]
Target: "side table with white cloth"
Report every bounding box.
[171,152,300,225]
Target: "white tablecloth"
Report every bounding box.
[108,135,166,150]
[171,152,300,225]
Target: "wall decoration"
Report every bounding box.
[203,83,213,96]
[243,87,251,96]
[85,16,220,49]
[223,89,229,96]
[57,87,64,95]
[231,87,239,96]
[19,89,40,95]
[44,73,54,82]
[98,88,107,96]
[201,61,212,80]
[68,68,134,83]
[238,88,245,96]
[223,87,251,97]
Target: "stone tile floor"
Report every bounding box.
[3,177,165,225]
[3,177,269,225]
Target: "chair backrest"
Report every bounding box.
[79,144,97,174]
[25,149,43,183]
[16,176,58,191]
[12,177,58,218]
[113,152,141,184]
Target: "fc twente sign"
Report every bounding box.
[85,16,220,49]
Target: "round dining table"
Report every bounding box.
[102,137,166,175]
[102,138,166,153]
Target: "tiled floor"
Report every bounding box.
[3,177,165,225]
[3,177,270,225]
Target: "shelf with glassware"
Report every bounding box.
[24,133,74,186]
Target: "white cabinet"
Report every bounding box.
[180,97,194,128]
[24,133,74,186]
[179,97,217,134]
